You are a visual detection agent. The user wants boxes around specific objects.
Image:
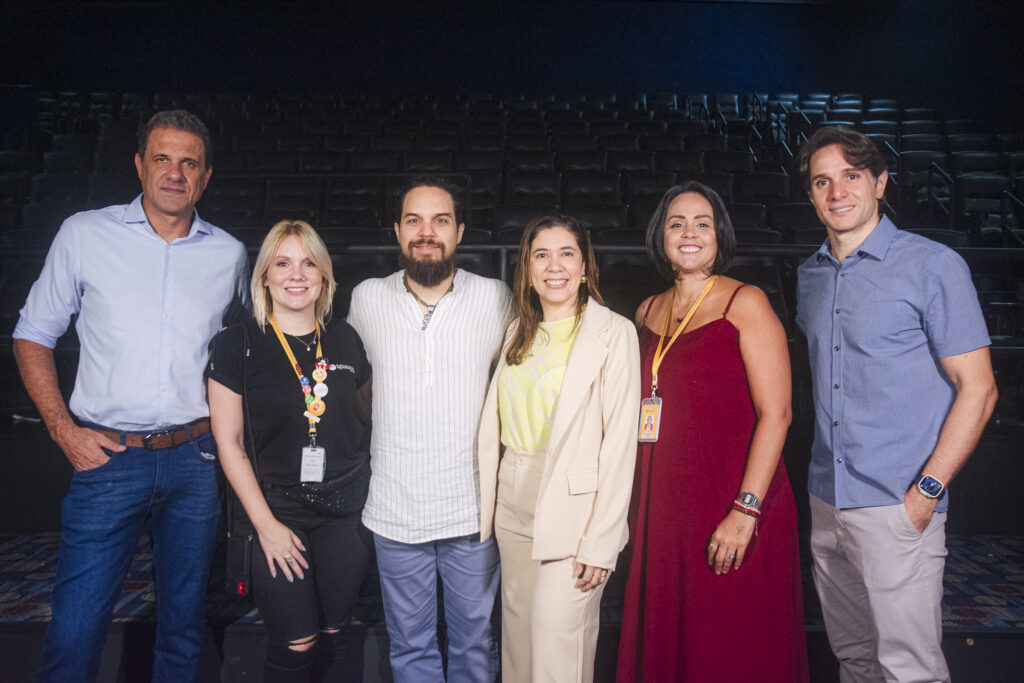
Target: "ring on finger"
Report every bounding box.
[727,553,736,559]
[708,542,717,548]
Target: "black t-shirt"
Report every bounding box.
[206,317,371,486]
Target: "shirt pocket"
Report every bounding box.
[567,468,598,495]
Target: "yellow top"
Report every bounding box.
[498,316,580,455]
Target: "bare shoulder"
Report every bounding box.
[634,295,657,328]
[725,282,777,327]
[634,289,673,329]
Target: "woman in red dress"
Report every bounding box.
[617,181,808,682]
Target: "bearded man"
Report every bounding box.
[347,177,511,682]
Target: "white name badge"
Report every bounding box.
[300,446,326,482]
[638,397,662,442]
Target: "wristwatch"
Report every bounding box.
[916,474,946,499]
[739,491,762,510]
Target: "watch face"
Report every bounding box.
[920,476,943,497]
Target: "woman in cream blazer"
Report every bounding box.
[477,213,641,683]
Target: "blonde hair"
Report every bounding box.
[251,220,337,330]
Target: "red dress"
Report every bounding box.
[617,288,808,683]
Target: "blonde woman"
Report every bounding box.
[477,213,641,682]
[207,220,372,682]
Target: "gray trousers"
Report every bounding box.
[809,494,950,683]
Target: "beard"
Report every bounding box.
[399,240,457,287]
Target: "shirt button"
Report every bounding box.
[836,458,843,463]
[840,273,846,278]
[834,308,840,314]
[833,383,839,389]
[833,345,840,351]
[832,420,839,427]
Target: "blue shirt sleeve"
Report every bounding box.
[922,247,991,358]
[13,218,83,348]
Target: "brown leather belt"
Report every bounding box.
[92,418,212,450]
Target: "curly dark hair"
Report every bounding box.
[797,125,887,193]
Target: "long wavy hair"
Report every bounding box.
[505,213,603,365]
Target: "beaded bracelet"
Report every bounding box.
[731,500,760,536]
[732,500,761,518]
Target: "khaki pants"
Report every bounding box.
[810,494,950,683]
[494,450,606,683]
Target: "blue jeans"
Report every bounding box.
[37,431,220,683]
[373,533,500,683]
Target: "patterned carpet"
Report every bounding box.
[0,532,385,627]
[1,532,1022,632]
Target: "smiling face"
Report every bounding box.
[395,185,465,286]
[529,225,585,321]
[808,143,887,244]
[662,192,718,278]
[264,234,323,319]
[134,127,211,222]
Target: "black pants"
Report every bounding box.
[251,490,371,646]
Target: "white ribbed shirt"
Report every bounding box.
[348,269,512,543]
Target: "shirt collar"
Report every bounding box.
[815,214,898,264]
[123,194,212,240]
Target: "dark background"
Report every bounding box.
[1,1,1022,127]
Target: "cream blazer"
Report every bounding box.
[477,300,641,568]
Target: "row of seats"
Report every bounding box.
[2,141,768,177]
[7,166,1016,246]
[8,90,1022,244]
[3,168,814,229]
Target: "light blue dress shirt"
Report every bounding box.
[796,216,990,512]
[14,195,249,431]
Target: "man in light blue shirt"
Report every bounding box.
[795,126,997,682]
[13,110,248,682]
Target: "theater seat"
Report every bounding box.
[562,171,621,204]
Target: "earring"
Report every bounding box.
[581,275,587,283]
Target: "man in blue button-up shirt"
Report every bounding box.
[13,110,248,682]
[795,126,996,683]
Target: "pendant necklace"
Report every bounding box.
[404,273,455,330]
[288,331,318,352]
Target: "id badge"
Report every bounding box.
[638,397,662,442]
[300,446,326,482]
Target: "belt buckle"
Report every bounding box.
[142,429,174,450]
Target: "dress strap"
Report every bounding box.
[722,284,747,317]
[641,294,661,325]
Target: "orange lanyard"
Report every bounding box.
[269,315,326,442]
[650,275,717,397]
